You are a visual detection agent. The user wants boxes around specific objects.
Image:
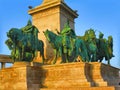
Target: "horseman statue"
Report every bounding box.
[5,20,45,63]
[44,21,89,64]
[56,20,76,62]
[96,32,114,64]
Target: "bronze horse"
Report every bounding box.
[43,29,89,64]
[6,28,45,63]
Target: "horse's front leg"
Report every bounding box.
[52,49,57,64]
[41,53,45,64]
[106,54,110,65]
[19,49,22,61]
[33,50,36,59]
[93,53,97,62]
[22,46,25,61]
[41,48,45,64]
[107,59,110,65]
[64,53,69,63]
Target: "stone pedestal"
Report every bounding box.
[40,62,91,88]
[0,64,41,90]
[0,67,28,90]
[0,62,120,90]
[89,62,108,86]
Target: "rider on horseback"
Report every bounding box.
[21,20,39,46]
[56,20,76,62]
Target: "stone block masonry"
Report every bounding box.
[0,62,120,90]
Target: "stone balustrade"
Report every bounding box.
[0,54,13,69]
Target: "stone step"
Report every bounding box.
[40,86,120,90]
[92,81,108,86]
[41,80,91,88]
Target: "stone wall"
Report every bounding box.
[40,62,91,88]
[89,62,120,86]
[0,67,27,90]
[0,62,120,90]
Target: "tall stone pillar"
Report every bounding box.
[28,0,78,61]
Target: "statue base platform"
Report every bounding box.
[0,62,120,90]
[40,86,120,90]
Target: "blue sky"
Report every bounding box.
[0,0,120,68]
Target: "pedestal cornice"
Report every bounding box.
[28,1,78,18]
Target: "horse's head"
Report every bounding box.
[43,29,50,42]
[5,39,14,50]
[7,28,18,38]
[43,29,56,43]
[7,28,22,42]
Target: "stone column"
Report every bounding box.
[28,0,78,61]
[1,62,5,69]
